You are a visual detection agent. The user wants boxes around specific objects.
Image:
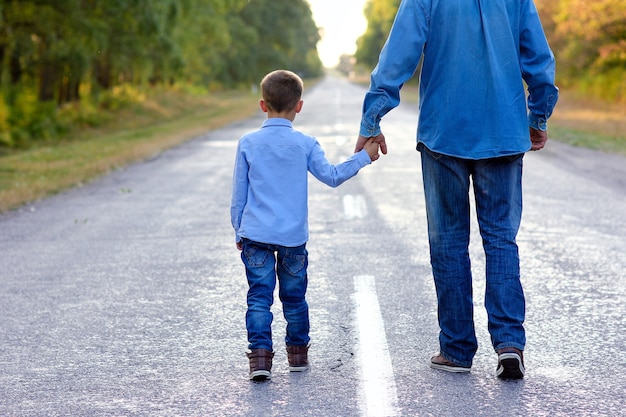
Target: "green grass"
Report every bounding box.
[0,89,259,212]
[550,125,626,155]
[1,80,623,213]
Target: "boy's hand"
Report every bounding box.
[236,241,243,250]
[355,133,388,155]
[363,138,381,161]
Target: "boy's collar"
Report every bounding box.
[262,118,293,128]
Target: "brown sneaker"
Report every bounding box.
[286,344,309,372]
[247,348,274,381]
[429,353,471,373]
[496,347,525,379]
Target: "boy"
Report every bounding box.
[231,70,379,381]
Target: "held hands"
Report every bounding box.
[363,138,381,161]
[530,127,548,151]
[356,133,388,161]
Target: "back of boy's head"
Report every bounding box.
[260,70,303,113]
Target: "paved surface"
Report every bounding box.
[1,76,625,416]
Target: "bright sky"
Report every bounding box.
[307,0,369,67]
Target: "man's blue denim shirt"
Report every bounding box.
[231,118,371,247]
[360,0,559,159]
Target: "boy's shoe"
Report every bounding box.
[247,348,274,381]
[496,347,525,379]
[429,353,471,373]
[286,344,309,372]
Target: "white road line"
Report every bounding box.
[353,275,400,417]
[343,194,368,219]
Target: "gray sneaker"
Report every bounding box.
[247,348,274,381]
[496,348,525,379]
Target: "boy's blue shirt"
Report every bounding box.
[231,118,371,247]
[360,0,559,159]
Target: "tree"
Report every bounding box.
[0,0,325,147]
[552,0,626,74]
[355,0,400,70]
[238,0,322,82]
[537,0,626,99]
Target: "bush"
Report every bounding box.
[578,68,626,103]
[98,84,146,111]
[0,98,11,148]
[7,90,67,149]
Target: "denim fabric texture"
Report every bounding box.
[242,238,310,351]
[419,143,526,367]
[231,118,371,247]
[360,0,559,159]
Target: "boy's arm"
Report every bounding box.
[230,144,249,246]
[307,140,374,188]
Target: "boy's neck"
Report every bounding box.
[260,99,302,122]
[266,110,297,122]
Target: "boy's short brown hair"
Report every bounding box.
[260,70,303,113]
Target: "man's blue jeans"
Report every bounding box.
[241,238,310,351]
[418,143,526,367]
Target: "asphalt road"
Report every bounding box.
[1,75,625,416]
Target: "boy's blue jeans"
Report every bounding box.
[418,143,526,367]
[241,238,310,351]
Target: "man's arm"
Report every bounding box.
[519,0,559,138]
[357,0,428,154]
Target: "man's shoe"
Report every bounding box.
[247,348,274,381]
[286,344,309,372]
[496,347,525,379]
[430,353,471,373]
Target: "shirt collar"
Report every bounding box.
[261,118,293,128]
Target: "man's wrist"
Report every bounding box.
[528,113,547,131]
[360,120,381,137]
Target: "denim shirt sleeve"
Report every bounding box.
[360,0,430,137]
[520,0,559,131]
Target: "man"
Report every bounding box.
[355,0,558,379]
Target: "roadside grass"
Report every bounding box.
[548,90,626,155]
[0,89,259,213]
[1,80,624,213]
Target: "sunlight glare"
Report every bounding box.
[308,0,368,67]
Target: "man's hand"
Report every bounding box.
[236,241,243,250]
[530,127,548,151]
[363,138,380,161]
[355,133,388,155]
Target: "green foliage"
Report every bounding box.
[536,0,626,101]
[355,0,626,102]
[0,0,323,148]
[0,98,11,147]
[57,100,104,130]
[98,85,146,111]
[7,91,67,148]
[574,68,626,102]
[238,0,322,80]
[355,0,401,70]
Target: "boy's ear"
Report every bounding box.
[259,99,268,113]
[294,100,304,113]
